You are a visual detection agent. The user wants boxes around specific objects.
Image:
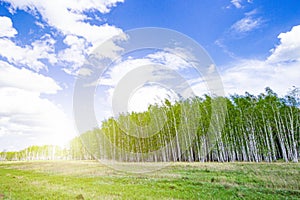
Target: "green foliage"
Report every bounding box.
[75,87,299,162]
[1,87,299,163]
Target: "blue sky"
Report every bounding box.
[0,0,300,151]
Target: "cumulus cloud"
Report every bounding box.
[0,17,57,72]
[0,0,126,150]
[2,0,125,74]
[0,34,57,71]
[0,61,75,150]
[220,24,300,96]
[6,0,124,15]
[267,25,300,63]
[0,61,61,94]
[0,16,17,37]
[0,87,76,150]
[59,35,87,75]
[221,59,300,95]
[4,0,124,43]
[92,49,213,118]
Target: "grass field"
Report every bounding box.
[0,161,299,199]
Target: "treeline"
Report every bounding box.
[0,145,69,161]
[74,87,300,162]
[1,88,299,162]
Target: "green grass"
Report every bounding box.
[0,161,299,199]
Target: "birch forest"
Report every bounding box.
[1,87,299,162]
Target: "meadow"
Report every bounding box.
[0,161,299,199]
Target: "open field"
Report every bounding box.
[0,161,299,199]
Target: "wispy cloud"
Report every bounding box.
[231,0,242,9]
[231,16,263,33]
[228,0,253,9]
[216,9,264,58]
[214,39,239,59]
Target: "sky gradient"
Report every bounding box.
[0,0,300,151]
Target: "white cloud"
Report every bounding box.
[231,16,263,33]
[128,85,180,113]
[0,34,57,71]
[147,51,191,70]
[219,24,300,96]
[6,0,124,15]
[229,0,253,9]
[221,59,300,95]
[76,68,93,77]
[2,0,125,74]
[0,61,61,94]
[0,1,127,150]
[230,9,263,34]
[4,0,124,44]
[93,49,206,120]
[59,35,87,75]
[267,25,300,63]
[231,0,242,9]
[0,87,76,150]
[99,51,191,87]
[0,61,75,151]
[0,16,17,37]
[0,0,127,150]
